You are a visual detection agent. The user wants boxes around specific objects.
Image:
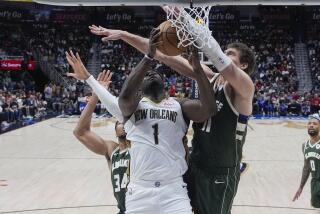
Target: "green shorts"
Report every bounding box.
[311,179,320,208]
[186,162,240,214]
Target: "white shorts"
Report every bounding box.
[125,177,192,214]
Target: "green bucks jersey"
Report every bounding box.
[110,148,130,214]
[303,140,320,179]
[191,80,249,173]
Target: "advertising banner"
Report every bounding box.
[0,59,35,71]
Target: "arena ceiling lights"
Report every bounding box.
[33,0,320,6]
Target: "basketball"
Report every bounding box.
[156,20,186,56]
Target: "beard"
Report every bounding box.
[142,80,164,97]
[308,129,319,137]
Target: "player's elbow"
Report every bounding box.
[73,128,85,139]
[73,129,91,147]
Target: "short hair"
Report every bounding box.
[146,69,164,80]
[227,42,256,76]
[309,113,320,122]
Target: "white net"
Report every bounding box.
[165,6,212,49]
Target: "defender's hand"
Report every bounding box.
[188,46,203,73]
[97,70,113,89]
[91,70,113,99]
[66,51,91,80]
[89,25,124,42]
[148,28,161,59]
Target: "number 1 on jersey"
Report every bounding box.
[152,123,159,145]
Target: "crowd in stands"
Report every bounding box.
[99,41,141,95]
[0,72,47,131]
[30,23,92,72]
[2,5,320,133]
[307,27,320,93]
[97,18,314,117]
[96,15,320,117]
[0,23,31,57]
[308,41,320,91]
[0,71,115,132]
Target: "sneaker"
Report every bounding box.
[240,162,249,175]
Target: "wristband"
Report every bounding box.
[144,54,154,61]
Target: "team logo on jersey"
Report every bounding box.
[134,108,178,123]
[305,152,320,160]
[216,100,223,112]
[112,158,130,172]
[316,144,320,150]
[162,100,174,107]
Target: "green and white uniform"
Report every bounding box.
[303,140,320,208]
[110,147,130,214]
[187,77,249,214]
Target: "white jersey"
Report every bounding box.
[125,97,188,181]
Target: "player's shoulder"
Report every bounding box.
[173,97,188,105]
[302,140,310,151]
[303,140,310,146]
[110,146,120,158]
[140,97,149,103]
[302,141,307,147]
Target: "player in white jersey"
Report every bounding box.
[117,28,216,213]
[124,96,188,181]
[65,28,216,213]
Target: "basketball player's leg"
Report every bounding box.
[188,163,240,214]
[125,183,156,214]
[160,179,193,214]
[126,179,192,214]
[220,173,240,214]
[187,163,218,214]
[311,179,320,208]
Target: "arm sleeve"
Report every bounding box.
[182,11,232,71]
[85,75,124,122]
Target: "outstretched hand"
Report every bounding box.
[147,28,162,59]
[89,25,123,42]
[92,70,113,99]
[97,70,113,89]
[66,51,91,80]
[188,46,203,73]
[162,6,182,15]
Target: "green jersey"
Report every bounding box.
[303,140,320,179]
[109,147,130,214]
[191,81,249,174]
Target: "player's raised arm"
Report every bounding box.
[162,6,254,103]
[89,24,215,80]
[180,48,216,122]
[65,51,124,121]
[73,71,118,159]
[118,28,159,118]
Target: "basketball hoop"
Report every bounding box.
[164,3,212,49]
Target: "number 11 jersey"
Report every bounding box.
[124,97,188,181]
